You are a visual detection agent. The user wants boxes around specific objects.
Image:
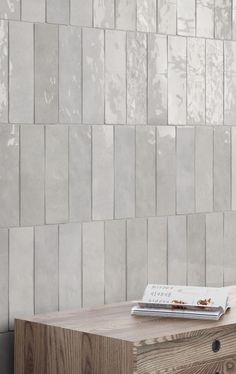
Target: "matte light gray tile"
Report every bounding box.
[0,333,14,374]
[215,0,232,40]
[0,125,19,227]
[0,0,20,20]
[127,32,147,125]
[206,213,224,287]
[69,126,91,222]
[35,24,58,124]
[148,217,167,284]
[105,220,126,303]
[187,214,206,286]
[196,0,214,38]
[105,30,126,125]
[115,126,135,219]
[177,0,195,36]
[137,0,156,32]
[156,126,176,216]
[177,127,195,214]
[224,41,236,125]
[168,215,187,285]
[195,127,213,213]
[0,21,8,123]
[94,0,114,28]
[116,0,136,30]
[9,21,33,124]
[232,127,236,209]
[59,26,81,124]
[47,0,69,24]
[213,127,231,211]
[136,126,156,217]
[0,230,8,332]
[70,0,92,26]
[233,0,236,40]
[46,126,69,224]
[127,218,147,300]
[83,222,104,307]
[9,227,34,329]
[187,38,205,125]
[22,0,45,22]
[21,126,44,226]
[224,212,236,286]
[59,223,81,310]
[148,34,167,125]
[157,0,176,35]
[35,225,59,314]
[83,28,104,124]
[168,36,186,125]
[206,39,223,125]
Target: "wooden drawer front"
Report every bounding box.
[172,356,236,374]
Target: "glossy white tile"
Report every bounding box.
[22,0,45,22]
[224,212,236,286]
[157,0,176,35]
[148,217,167,284]
[177,0,195,36]
[47,0,69,24]
[196,0,214,38]
[70,0,92,26]
[94,0,114,28]
[0,229,8,332]
[137,0,156,32]
[116,0,136,30]
[0,21,8,123]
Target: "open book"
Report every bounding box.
[131,285,230,320]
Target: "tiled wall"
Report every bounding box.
[1,0,236,372]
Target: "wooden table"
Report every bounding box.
[15,286,236,373]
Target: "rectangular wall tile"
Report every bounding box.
[9,227,33,329]
[105,220,126,303]
[224,41,236,125]
[137,0,156,32]
[70,0,92,26]
[105,30,126,125]
[214,127,231,211]
[0,0,20,20]
[206,40,223,125]
[116,0,136,30]
[177,0,195,36]
[94,0,114,28]
[69,126,91,222]
[187,214,206,286]
[127,32,147,125]
[0,125,19,227]
[177,127,195,214]
[83,28,104,124]
[0,333,14,374]
[21,126,44,226]
[196,0,214,38]
[35,24,58,124]
[0,230,8,332]
[148,217,167,284]
[46,126,68,224]
[83,222,104,307]
[168,36,186,125]
[168,215,187,285]
[148,34,167,125]
[136,126,156,217]
[47,0,69,24]
[92,126,113,220]
[0,21,8,123]
[232,128,236,209]
[206,213,224,287]
[195,127,213,213]
[115,126,135,219]
[22,0,45,22]
[59,26,81,124]
[156,127,176,216]
[35,225,59,314]
[233,0,236,40]
[215,0,232,40]
[127,219,147,300]
[59,223,81,310]
[224,212,236,286]
[157,0,176,35]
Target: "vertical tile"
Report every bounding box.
[70,0,92,26]
[214,127,231,211]
[148,34,167,125]
[0,230,8,332]
[94,0,114,28]
[69,126,91,222]
[92,126,113,220]
[233,0,236,40]
[116,0,136,30]
[136,126,156,217]
[47,0,69,24]
[168,215,187,285]
[59,223,81,310]
[0,21,8,123]
[83,28,104,125]
[22,0,45,22]
[105,220,126,303]
[232,127,236,209]
[206,213,224,287]
[176,127,195,214]
[187,214,206,286]
[35,24,58,124]
[9,21,33,124]
[0,0,20,20]
[46,126,69,224]
[206,40,223,125]
[0,333,14,374]
[224,41,236,125]
[215,0,232,40]
[157,0,176,35]
[9,227,34,329]
[148,217,167,284]
[105,30,126,125]
[115,126,135,219]
[21,126,44,226]
[168,36,187,125]
[35,225,59,314]
[156,126,176,216]
[127,32,147,125]
[0,125,19,227]
[177,0,195,36]
[187,38,205,125]
[83,222,104,307]
[127,219,147,300]
[195,127,213,213]
[224,212,236,286]
[137,0,156,32]
[196,0,214,38]
[59,26,81,124]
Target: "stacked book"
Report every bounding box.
[131,284,230,321]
